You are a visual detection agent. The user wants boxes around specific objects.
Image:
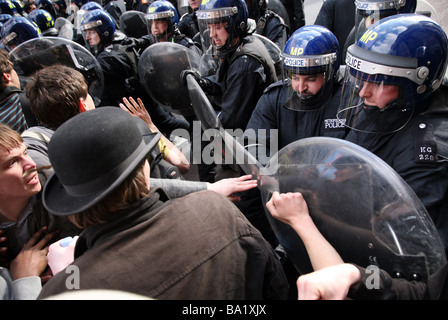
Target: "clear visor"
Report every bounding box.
[145,13,172,42]
[337,66,414,133]
[177,0,189,16]
[354,0,403,46]
[1,31,17,50]
[81,20,103,52]
[282,52,337,111]
[146,10,174,21]
[197,7,235,53]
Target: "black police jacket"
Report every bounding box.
[345,87,448,251]
[97,47,134,107]
[246,79,347,155]
[205,36,277,130]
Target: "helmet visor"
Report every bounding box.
[354,0,404,47]
[197,7,235,53]
[282,52,337,111]
[337,65,414,134]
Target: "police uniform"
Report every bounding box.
[205,35,277,130]
[178,11,200,42]
[96,46,134,107]
[252,9,288,49]
[345,86,448,251]
[235,79,347,248]
[247,78,347,150]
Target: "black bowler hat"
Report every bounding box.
[43,107,161,216]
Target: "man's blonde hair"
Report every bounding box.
[0,123,22,153]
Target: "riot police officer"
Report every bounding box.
[193,0,277,131]
[245,0,289,49]
[80,8,133,106]
[237,25,346,251]
[338,13,448,253]
[1,15,41,51]
[124,0,202,56]
[28,8,58,36]
[182,0,277,182]
[342,0,417,62]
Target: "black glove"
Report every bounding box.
[122,37,150,51]
[180,69,203,86]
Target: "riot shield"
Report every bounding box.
[186,73,261,174]
[9,37,104,106]
[119,10,148,38]
[54,17,74,40]
[185,69,446,282]
[138,42,202,117]
[260,137,447,281]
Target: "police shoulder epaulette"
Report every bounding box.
[263,79,288,93]
[413,121,438,164]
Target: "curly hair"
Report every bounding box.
[26,65,89,130]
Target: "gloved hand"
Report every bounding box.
[180,69,203,86]
[122,37,150,51]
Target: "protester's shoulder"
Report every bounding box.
[174,190,253,223]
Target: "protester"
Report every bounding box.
[37,107,288,300]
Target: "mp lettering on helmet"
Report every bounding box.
[147,6,156,13]
[289,47,304,56]
[359,30,378,44]
[201,0,211,5]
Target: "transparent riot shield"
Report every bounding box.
[260,137,447,281]
[119,10,148,38]
[186,73,259,174]
[138,42,202,117]
[54,17,74,40]
[186,68,446,282]
[9,37,104,106]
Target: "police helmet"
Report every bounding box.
[197,0,248,51]
[281,25,340,111]
[1,16,41,50]
[0,0,18,15]
[80,8,115,45]
[0,13,12,23]
[282,25,340,81]
[146,0,179,24]
[28,9,58,35]
[339,14,448,133]
[11,0,24,15]
[355,0,417,18]
[80,1,105,11]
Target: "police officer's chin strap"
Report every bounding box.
[362,96,408,114]
[154,29,173,42]
[295,80,334,110]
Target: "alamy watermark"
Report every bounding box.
[170,121,279,175]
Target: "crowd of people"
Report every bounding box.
[1,0,448,301]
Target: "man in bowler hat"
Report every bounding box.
[37,107,288,300]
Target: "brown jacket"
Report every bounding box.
[38,189,288,300]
